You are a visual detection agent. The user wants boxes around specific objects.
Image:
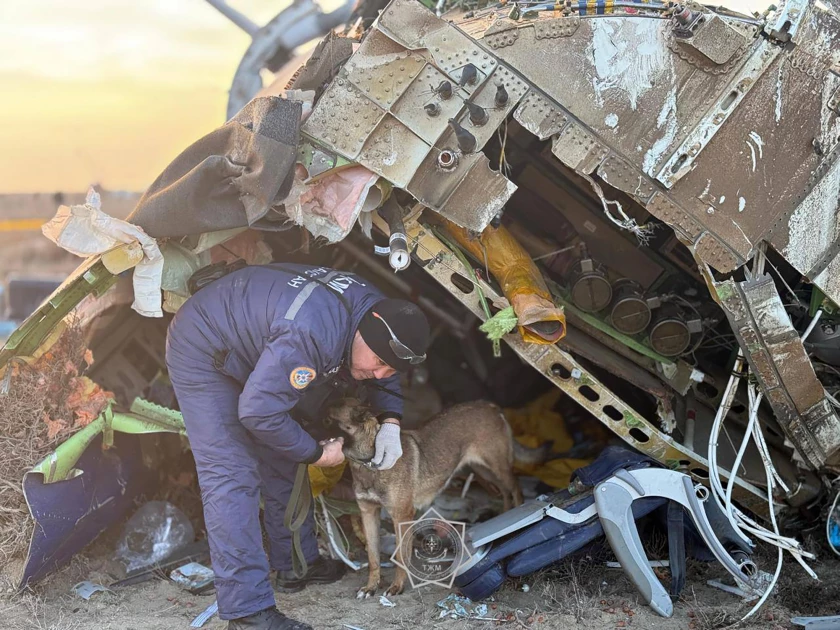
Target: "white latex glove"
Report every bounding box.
[371,422,402,470]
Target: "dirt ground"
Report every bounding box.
[2,527,838,630]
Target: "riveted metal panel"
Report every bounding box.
[646,192,704,240]
[483,18,519,49]
[533,16,580,39]
[357,115,430,187]
[433,156,517,231]
[665,7,840,277]
[598,152,658,204]
[551,122,610,174]
[376,0,447,49]
[344,49,426,110]
[391,63,466,145]
[694,232,742,273]
[450,64,528,152]
[513,90,569,141]
[406,149,483,208]
[424,27,498,96]
[301,78,385,159]
[681,13,749,66]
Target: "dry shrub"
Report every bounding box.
[0,320,112,567]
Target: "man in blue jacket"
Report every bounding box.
[166,263,431,630]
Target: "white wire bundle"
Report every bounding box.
[579,173,655,245]
[706,352,818,622]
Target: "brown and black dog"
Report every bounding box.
[326,398,523,599]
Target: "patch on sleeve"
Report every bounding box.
[290,367,317,390]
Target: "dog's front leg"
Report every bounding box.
[386,500,416,597]
[356,500,382,599]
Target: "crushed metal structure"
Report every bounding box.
[289,0,840,499]
[4,0,840,604]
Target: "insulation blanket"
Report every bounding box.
[437,218,566,344]
[41,188,164,318]
[126,97,302,238]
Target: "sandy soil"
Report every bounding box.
[3,526,836,630]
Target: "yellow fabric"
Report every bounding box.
[437,219,566,344]
[505,390,590,488]
[308,461,347,497]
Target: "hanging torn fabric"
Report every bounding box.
[41,188,164,318]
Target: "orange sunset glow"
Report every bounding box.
[1,0,771,195]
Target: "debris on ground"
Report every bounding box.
[436,593,489,619]
[791,615,840,629]
[190,600,219,628]
[170,562,214,594]
[115,501,195,572]
[71,580,113,600]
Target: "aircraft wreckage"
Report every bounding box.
[3,0,840,617]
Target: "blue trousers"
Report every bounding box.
[166,341,319,620]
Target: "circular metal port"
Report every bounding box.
[649,305,691,356]
[437,149,459,171]
[570,261,612,313]
[610,279,651,335]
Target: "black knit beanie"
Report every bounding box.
[358,299,430,372]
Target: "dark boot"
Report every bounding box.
[275,556,347,593]
[227,606,312,630]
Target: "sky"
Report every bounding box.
[0,0,772,194]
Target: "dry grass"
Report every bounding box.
[529,558,604,622]
[0,321,93,569]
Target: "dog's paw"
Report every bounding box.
[384,582,405,597]
[356,586,376,599]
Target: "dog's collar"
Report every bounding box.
[345,454,377,469]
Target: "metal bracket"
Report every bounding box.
[406,220,768,512]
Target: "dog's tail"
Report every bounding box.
[512,440,555,466]
[495,405,555,466]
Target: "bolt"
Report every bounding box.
[425,102,441,117]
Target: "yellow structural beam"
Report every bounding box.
[0,219,46,232]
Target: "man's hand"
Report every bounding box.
[371,422,402,470]
[312,437,345,468]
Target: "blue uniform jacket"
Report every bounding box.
[167,263,403,464]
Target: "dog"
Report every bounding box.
[326,398,523,599]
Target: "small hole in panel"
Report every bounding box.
[670,154,688,174]
[720,90,739,110]
[629,428,650,443]
[603,405,623,421]
[696,382,719,400]
[450,273,474,294]
[691,468,710,479]
[579,386,599,402]
[679,460,690,467]
[731,403,746,414]
[550,363,571,379]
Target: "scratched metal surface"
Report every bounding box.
[716,275,840,469]
[303,0,840,292]
[670,9,840,266]
[476,14,752,179]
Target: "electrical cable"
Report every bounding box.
[801,309,823,343]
